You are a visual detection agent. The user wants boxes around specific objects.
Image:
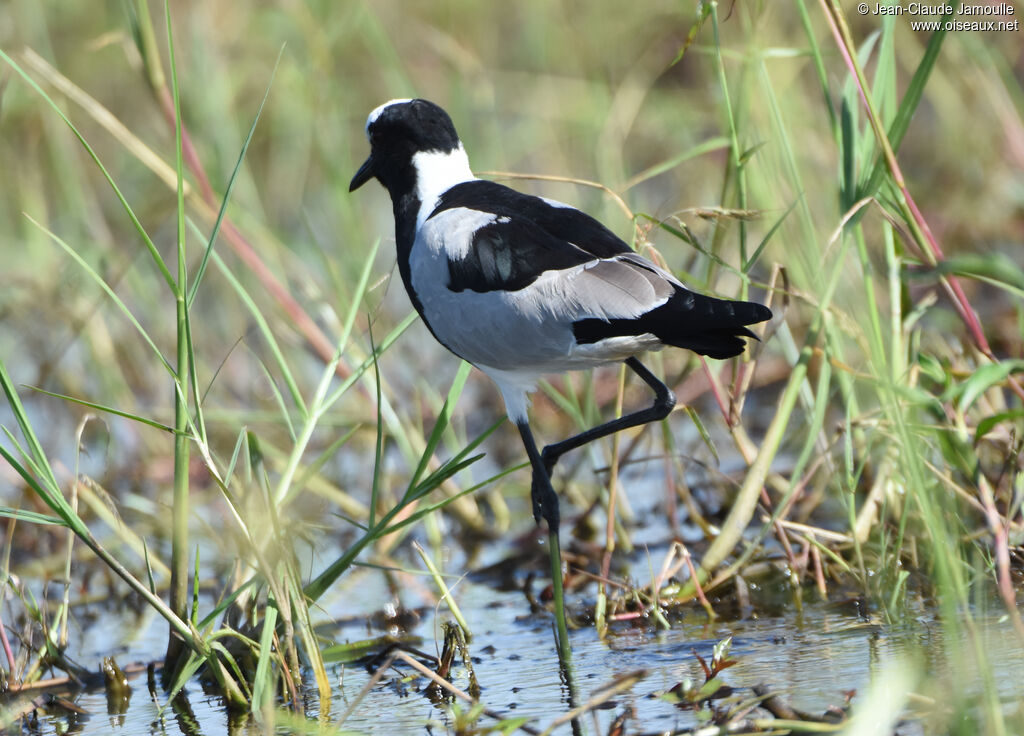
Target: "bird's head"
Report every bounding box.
[349,98,465,195]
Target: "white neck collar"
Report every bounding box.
[413,145,476,227]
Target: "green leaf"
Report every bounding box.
[0,507,67,526]
[408,361,473,493]
[745,197,797,271]
[208,243,306,417]
[685,406,718,465]
[25,214,175,376]
[26,386,176,433]
[917,352,948,386]
[909,253,1024,296]
[697,675,725,700]
[188,48,283,307]
[321,635,422,664]
[250,602,278,714]
[975,409,1024,444]
[623,137,730,191]
[856,8,952,200]
[944,360,1024,411]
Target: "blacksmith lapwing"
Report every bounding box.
[350,98,771,531]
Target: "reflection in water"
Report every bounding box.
[101,656,131,727]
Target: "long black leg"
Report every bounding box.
[517,420,560,528]
[541,357,676,479]
[519,421,574,672]
[520,357,676,528]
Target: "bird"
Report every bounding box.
[349,98,771,531]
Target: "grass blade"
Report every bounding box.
[0,48,176,293]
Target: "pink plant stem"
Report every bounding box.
[830,2,1024,404]
[700,357,732,426]
[155,86,356,383]
[979,481,1024,640]
[0,608,16,676]
[824,3,1024,636]
[820,1,1003,363]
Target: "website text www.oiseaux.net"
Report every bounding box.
[857,3,1019,32]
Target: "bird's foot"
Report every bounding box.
[530,471,560,530]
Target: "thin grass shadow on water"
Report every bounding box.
[2,0,1024,734]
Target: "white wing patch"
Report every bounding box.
[416,207,501,261]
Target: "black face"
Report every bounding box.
[350,99,461,193]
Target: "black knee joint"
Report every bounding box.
[540,445,558,474]
[654,387,676,419]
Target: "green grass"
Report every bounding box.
[1,1,1023,733]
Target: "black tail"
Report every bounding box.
[573,287,772,360]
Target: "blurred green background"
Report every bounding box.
[2,0,1023,569]
[3,2,1020,393]
[2,0,1023,560]
[2,1,1024,732]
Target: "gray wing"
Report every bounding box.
[511,252,678,323]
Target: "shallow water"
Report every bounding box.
[7,396,1022,734]
[20,534,1024,736]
